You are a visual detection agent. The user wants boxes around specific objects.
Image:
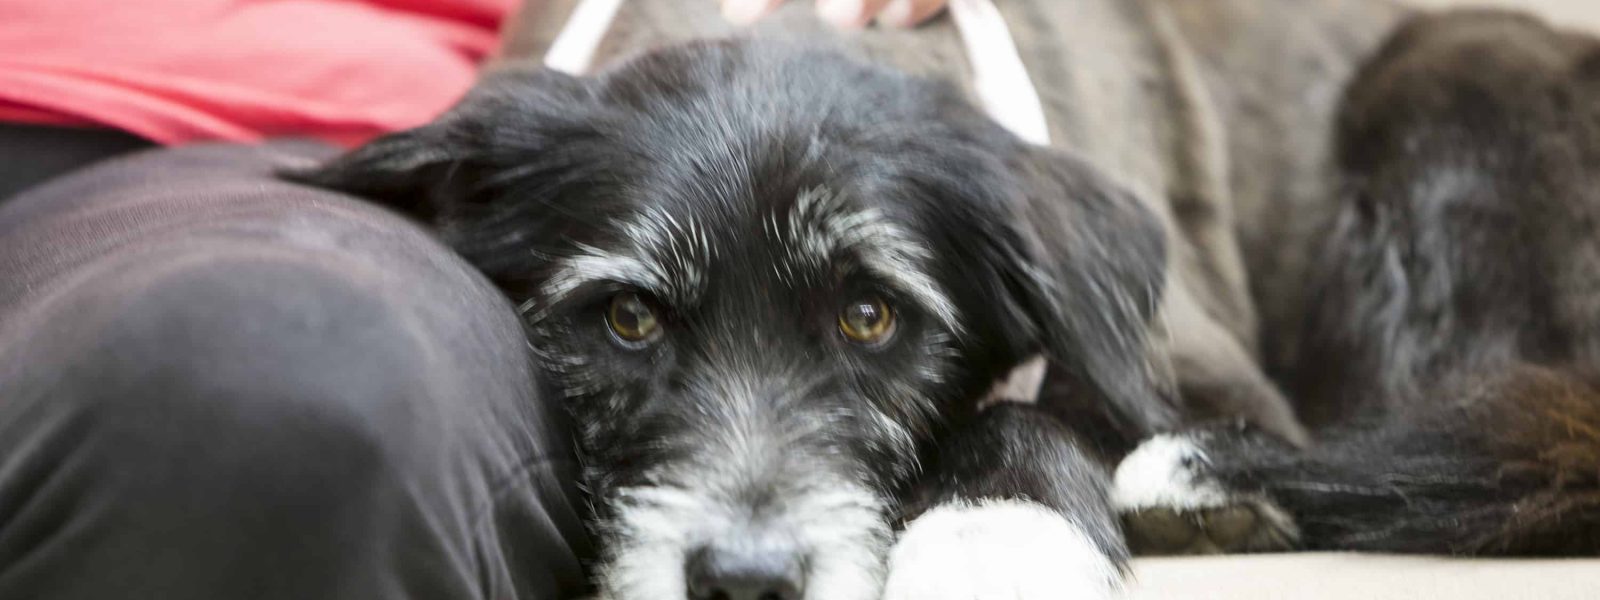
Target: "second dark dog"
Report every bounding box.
[1118,10,1600,557]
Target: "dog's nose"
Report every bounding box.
[685,542,805,600]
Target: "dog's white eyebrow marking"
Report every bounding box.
[773,188,962,335]
[625,204,715,294]
[544,245,668,304]
[539,207,715,314]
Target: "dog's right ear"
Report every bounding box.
[995,145,1179,435]
[283,66,606,223]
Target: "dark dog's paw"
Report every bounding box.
[1112,434,1298,554]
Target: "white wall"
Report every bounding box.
[1407,0,1600,31]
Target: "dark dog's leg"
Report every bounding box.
[882,404,1126,600]
[1123,10,1600,557]
[1112,422,1301,555]
[1121,370,1600,555]
[1113,422,1299,553]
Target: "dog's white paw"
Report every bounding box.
[1113,433,1297,554]
[882,500,1121,600]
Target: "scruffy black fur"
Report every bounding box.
[290,8,1600,596]
[1153,11,1600,556]
[292,40,1166,599]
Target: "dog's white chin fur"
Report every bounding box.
[883,500,1122,600]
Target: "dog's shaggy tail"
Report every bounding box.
[1204,366,1600,555]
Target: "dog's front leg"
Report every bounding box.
[883,403,1127,600]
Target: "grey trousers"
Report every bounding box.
[0,142,592,599]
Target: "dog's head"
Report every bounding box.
[294,40,1165,600]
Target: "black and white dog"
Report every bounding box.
[293,2,1600,599]
[299,39,1159,599]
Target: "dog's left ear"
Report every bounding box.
[284,65,608,223]
[284,119,462,220]
[984,146,1176,433]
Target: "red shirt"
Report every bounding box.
[0,0,516,146]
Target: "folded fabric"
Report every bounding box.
[0,0,516,146]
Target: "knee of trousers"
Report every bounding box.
[0,239,575,596]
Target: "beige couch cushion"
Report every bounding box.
[1129,553,1600,599]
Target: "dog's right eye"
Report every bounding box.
[839,295,896,346]
[607,292,662,347]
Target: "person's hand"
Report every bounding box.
[721,0,948,29]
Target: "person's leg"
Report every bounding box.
[0,123,154,202]
[0,143,591,599]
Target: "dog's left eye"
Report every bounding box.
[839,295,896,345]
[607,292,662,347]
